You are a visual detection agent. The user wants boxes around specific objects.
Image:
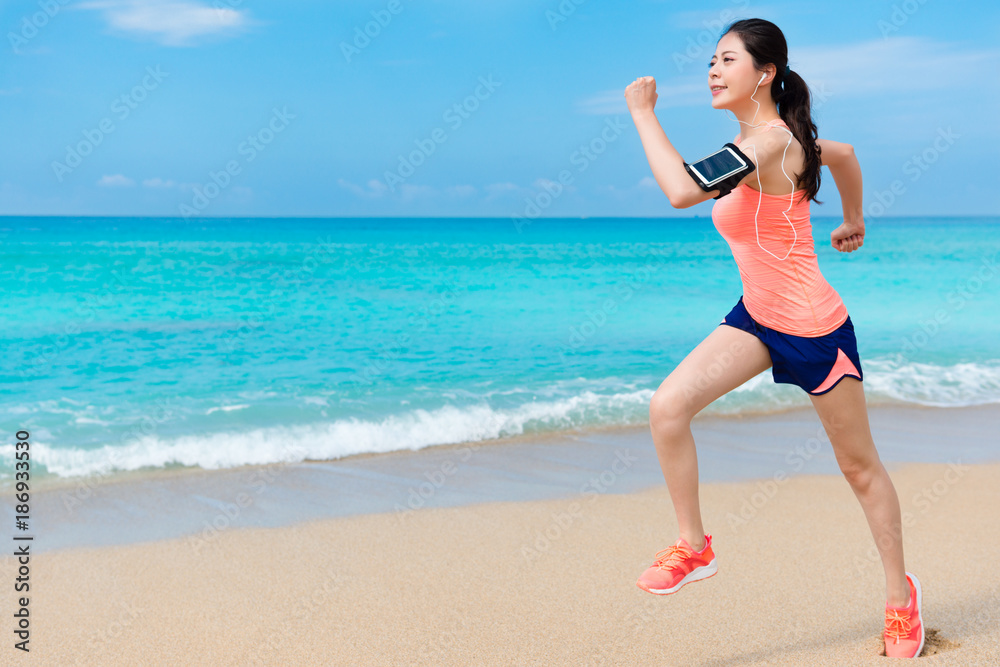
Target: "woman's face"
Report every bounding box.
[708,33,766,110]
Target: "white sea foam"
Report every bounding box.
[859,357,1000,406]
[205,404,251,415]
[2,357,997,481]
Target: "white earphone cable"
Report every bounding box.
[722,72,797,261]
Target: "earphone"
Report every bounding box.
[723,71,797,261]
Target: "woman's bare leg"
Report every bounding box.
[649,324,772,549]
[808,377,909,607]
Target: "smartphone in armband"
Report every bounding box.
[683,143,756,199]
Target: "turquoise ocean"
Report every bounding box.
[2,215,998,489]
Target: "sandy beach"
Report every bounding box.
[2,407,998,665]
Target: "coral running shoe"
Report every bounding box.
[636,534,717,595]
[884,572,924,658]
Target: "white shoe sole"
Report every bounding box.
[640,559,717,595]
[909,571,925,658]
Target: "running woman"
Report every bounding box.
[623,18,923,659]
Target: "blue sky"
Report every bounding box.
[1,0,998,218]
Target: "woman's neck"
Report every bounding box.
[731,100,782,139]
[737,115,783,141]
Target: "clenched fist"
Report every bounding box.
[831,221,865,253]
[625,76,658,115]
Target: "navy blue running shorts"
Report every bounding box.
[718,295,864,396]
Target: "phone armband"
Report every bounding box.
[683,143,756,199]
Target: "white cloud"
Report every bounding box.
[11,46,52,56]
[398,184,435,202]
[576,81,706,114]
[230,185,253,201]
[445,185,477,198]
[337,178,389,199]
[97,174,135,187]
[483,182,522,201]
[793,36,999,98]
[142,177,176,187]
[339,180,542,203]
[532,177,577,195]
[598,178,655,193]
[666,8,745,32]
[593,178,672,206]
[78,0,251,47]
[667,4,822,31]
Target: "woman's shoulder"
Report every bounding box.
[735,120,806,196]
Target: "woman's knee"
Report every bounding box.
[838,452,882,489]
[649,385,693,432]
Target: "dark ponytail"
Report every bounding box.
[721,19,823,205]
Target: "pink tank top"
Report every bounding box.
[711,119,848,337]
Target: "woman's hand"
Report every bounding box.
[831,219,865,252]
[624,76,658,115]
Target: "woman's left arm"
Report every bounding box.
[823,142,866,252]
[626,77,715,208]
[823,143,864,226]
